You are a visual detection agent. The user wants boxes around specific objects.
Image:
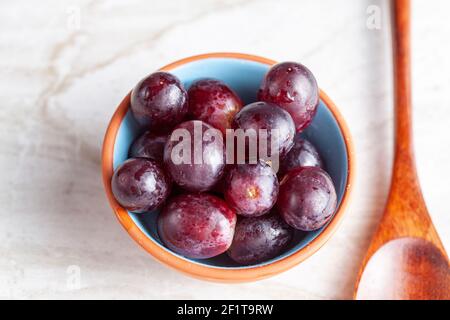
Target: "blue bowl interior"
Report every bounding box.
[112,57,348,269]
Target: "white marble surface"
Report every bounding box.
[0,0,449,299]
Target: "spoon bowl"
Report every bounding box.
[356,238,449,299]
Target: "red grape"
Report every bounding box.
[232,101,295,161]
[188,79,243,134]
[131,72,188,132]
[258,62,319,132]
[129,131,167,162]
[164,120,225,192]
[224,161,279,217]
[210,165,231,195]
[279,135,323,177]
[158,193,237,259]
[111,158,171,213]
[227,213,293,265]
[277,167,337,231]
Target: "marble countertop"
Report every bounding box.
[1,0,449,299]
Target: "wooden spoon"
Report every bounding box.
[354,0,450,300]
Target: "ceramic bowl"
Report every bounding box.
[102,53,355,282]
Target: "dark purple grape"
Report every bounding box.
[258,62,319,132]
[279,135,323,177]
[227,214,293,265]
[211,165,231,195]
[188,79,243,134]
[111,158,171,213]
[277,167,337,231]
[224,161,279,217]
[164,120,225,192]
[231,101,295,161]
[158,193,237,259]
[131,72,188,132]
[129,131,167,162]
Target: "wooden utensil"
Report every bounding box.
[354,0,450,300]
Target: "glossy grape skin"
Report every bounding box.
[279,135,323,177]
[258,62,319,132]
[157,193,237,259]
[232,101,295,159]
[164,120,225,192]
[111,158,171,213]
[188,79,243,134]
[211,165,231,195]
[131,72,188,132]
[129,131,168,162]
[227,214,293,265]
[277,167,337,231]
[224,161,279,217]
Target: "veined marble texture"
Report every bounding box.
[0,0,449,299]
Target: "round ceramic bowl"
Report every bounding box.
[102,53,355,282]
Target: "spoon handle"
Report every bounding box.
[379,0,446,253]
[388,0,420,224]
[393,0,413,162]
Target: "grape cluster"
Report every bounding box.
[111,62,337,265]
